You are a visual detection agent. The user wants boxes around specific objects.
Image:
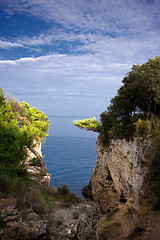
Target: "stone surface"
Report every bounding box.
[0,197,99,240]
[85,136,152,211]
[49,203,100,240]
[26,165,51,186]
[27,139,43,160]
[25,139,51,186]
[0,198,47,240]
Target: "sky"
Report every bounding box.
[0,0,160,117]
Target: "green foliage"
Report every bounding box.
[56,185,82,207]
[147,137,160,209]
[29,157,40,167]
[100,57,160,142]
[109,57,160,118]
[74,58,160,141]
[21,102,49,141]
[0,122,27,166]
[0,86,49,194]
[57,185,70,196]
[73,117,102,132]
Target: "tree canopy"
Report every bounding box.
[100,57,160,141]
[74,57,160,142]
[73,117,101,132]
[0,87,49,192]
[108,57,160,119]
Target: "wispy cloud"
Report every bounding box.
[1,0,160,50]
[5,0,159,35]
[0,40,23,49]
[0,52,124,110]
[1,0,160,115]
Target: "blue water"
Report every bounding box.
[42,116,99,197]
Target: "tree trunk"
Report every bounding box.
[29,146,47,175]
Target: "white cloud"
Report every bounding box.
[17,34,54,47]
[0,59,17,64]
[11,1,160,34]
[2,0,160,50]
[0,52,124,108]
[1,0,160,115]
[0,40,23,49]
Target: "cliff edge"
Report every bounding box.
[83,136,152,212]
[82,136,157,239]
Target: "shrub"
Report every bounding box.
[0,87,49,196]
[57,185,70,196]
[126,226,144,240]
[56,185,81,207]
[29,157,40,167]
[147,137,160,209]
[73,117,101,132]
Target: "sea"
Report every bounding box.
[42,116,99,197]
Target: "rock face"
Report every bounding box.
[83,136,152,212]
[0,139,100,240]
[0,198,99,240]
[27,140,43,160]
[49,203,99,240]
[26,139,51,186]
[0,198,47,240]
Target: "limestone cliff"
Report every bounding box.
[83,136,152,212]
[0,140,100,240]
[26,139,51,186]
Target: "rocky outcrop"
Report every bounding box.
[0,198,47,240]
[83,136,152,212]
[49,203,99,240]
[0,139,100,240]
[26,139,51,186]
[27,139,43,160]
[0,198,99,240]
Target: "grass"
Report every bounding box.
[98,209,121,240]
[0,166,82,223]
[106,208,119,220]
[126,226,144,240]
[98,220,121,240]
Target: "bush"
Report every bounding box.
[147,137,160,209]
[29,157,40,167]
[73,117,101,132]
[0,87,50,196]
[57,185,70,196]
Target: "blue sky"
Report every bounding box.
[0,0,160,116]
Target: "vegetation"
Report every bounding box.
[0,86,49,194]
[74,57,160,209]
[126,226,144,240]
[0,87,81,223]
[99,57,160,142]
[73,117,102,132]
[146,135,160,209]
[74,57,160,143]
[98,214,121,240]
[99,56,160,209]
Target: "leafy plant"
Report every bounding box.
[0,87,49,195]
[99,57,160,143]
[73,117,101,132]
[29,157,40,167]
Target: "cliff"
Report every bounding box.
[0,141,100,240]
[81,135,160,239]
[25,140,51,186]
[83,136,152,212]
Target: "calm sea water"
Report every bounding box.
[42,116,99,197]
